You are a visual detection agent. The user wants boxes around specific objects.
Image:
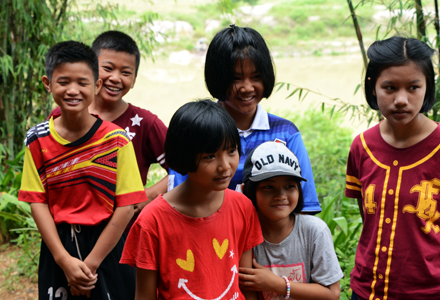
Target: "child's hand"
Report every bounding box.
[58,255,97,295]
[239,259,285,293]
[84,255,100,275]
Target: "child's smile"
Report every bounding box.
[189,146,239,192]
[97,49,137,103]
[256,176,299,223]
[223,58,264,129]
[43,62,102,115]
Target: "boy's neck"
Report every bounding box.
[89,96,129,122]
[163,181,225,218]
[260,214,295,244]
[54,111,97,143]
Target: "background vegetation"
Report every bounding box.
[2,0,440,298]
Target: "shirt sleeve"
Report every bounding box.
[242,196,264,252]
[120,209,160,270]
[18,144,47,203]
[345,137,362,199]
[286,132,321,213]
[167,169,188,191]
[145,116,168,170]
[310,223,344,286]
[115,141,148,206]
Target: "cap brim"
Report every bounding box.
[248,171,307,182]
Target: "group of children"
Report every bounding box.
[17,22,440,300]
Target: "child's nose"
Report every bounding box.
[109,71,122,83]
[217,155,231,171]
[274,189,287,200]
[394,90,409,106]
[66,84,79,95]
[240,78,254,92]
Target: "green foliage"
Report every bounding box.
[0,0,159,166]
[278,108,353,202]
[0,193,40,281]
[318,195,362,299]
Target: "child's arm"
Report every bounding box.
[83,204,134,273]
[239,259,340,300]
[134,176,168,213]
[135,268,158,300]
[239,249,259,300]
[30,203,97,294]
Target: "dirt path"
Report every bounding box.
[0,244,37,300]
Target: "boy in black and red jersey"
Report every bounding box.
[19,41,147,299]
[49,31,169,219]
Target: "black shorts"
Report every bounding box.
[38,222,135,300]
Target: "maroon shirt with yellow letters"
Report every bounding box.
[345,123,440,300]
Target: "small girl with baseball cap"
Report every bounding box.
[239,141,343,300]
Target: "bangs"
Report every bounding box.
[190,106,240,155]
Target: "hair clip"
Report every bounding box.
[367,77,371,81]
[229,24,236,29]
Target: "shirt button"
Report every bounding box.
[386,218,391,224]
[388,189,394,195]
[379,274,383,279]
[393,160,398,166]
[382,246,387,252]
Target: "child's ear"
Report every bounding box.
[42,76,51,93]
[95,78,103,95]
[240,183,244,193]
[131,75,137,89]
[372,88,376,97]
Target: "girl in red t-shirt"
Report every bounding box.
[121,99,263,300]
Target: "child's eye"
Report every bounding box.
[410,85,420,90]
[58,81,68,85]
[202,154,215,160]
[122,71,132,76]
[287,184,298,189]
[103,66,112,71]
[252,74,261,79]
[260,185,273,190]
[229,148,237,155]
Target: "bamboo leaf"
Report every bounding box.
[286,88,300,99]
[353,83,361,95]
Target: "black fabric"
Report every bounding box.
[38,222,135,300]
[66,118,103,147]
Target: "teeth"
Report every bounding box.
[241,96,253,101]
[106,86,121,92]
[66,99,80,103]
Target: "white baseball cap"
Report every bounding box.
[242,141,307,182]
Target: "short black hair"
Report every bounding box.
[45,41,99,82]
[92,30,140,76]
[205,25,275,101]
[242,178,304,214]
[365,36,435,113]
[165,99,241,175]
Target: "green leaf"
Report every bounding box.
[332,217,348,236]
[353,83,361,95]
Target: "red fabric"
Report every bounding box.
[19,116,147,225]
[49,103,168,185]
[121,189,263,300]
[345,123,440,299]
